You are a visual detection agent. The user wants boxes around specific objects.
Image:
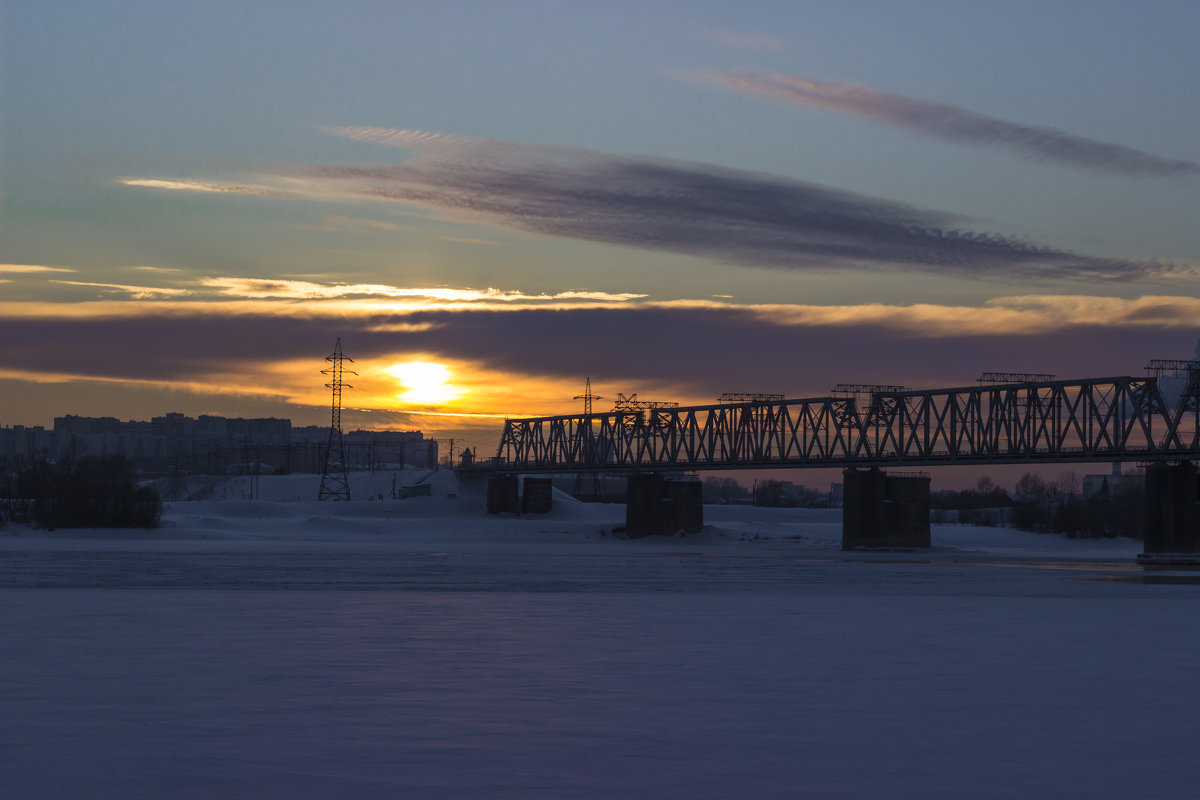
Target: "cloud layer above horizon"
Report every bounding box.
[120,127,1176,283]
[4,268,1199,408]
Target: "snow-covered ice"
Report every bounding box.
[3,470,1198,798]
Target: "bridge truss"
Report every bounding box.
[491,376,1200,473]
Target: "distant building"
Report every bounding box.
[54,415,156,460]
[1082,473,1143,497]
[1082,462,1142,496]
[0,424,57,463]
[1,413,436,474]
[291,425,331,444]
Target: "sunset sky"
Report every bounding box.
[3,0,1199,456]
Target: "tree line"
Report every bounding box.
[932,472,1142,539]
[703,476,834,508]
[1,456,162,529]
[704,471,1144,539]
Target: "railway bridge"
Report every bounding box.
[466,368,1200,556]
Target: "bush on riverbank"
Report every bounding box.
[4,456,161,529]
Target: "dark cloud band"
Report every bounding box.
[1,306,1191,400]
[310,129,1166,281]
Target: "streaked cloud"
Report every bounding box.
[441,235,504,246]
[685,71,1200,179]
[126,126,1173,282]
[49,280,191,299]
[118,177,303,198]
[293,214,414,233]
[0,264,78,274]
[6,278,1200,334]
[321,126,483,153]
[200,277,646,304]
[737,294,1200,335]
[363,321,444,334]
[320,127,1175,280]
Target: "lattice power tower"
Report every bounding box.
[575,377,603,416]
[318,337,355,501]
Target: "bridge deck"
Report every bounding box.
[478,376,1200,473]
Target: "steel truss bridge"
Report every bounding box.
[489,375,1200,473]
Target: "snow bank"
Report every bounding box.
[4,470,1145,562]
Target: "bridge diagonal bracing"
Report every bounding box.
[487,375,1200,473]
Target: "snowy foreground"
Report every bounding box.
[3,470,1199,799]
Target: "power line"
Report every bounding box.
[717,393,785,404]
[611,392,679,411]
[831,383,909,394]
[977,372,1056,384]
[435,438,458,468]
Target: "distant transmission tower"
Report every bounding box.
[318,337,355,501]
[574,377,603,416]
[572,378,604,500]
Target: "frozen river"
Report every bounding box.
[5,552,1199,798]
[3,478,1199,798]
[0,544,1183,594]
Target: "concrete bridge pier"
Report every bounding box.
[842,468,931,550]
[625,473,703,538]
[521,477,553,514]
[486,474,555,514]
[486,474,519,514]
[1141,462,1200,560]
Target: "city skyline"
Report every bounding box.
[0,410,438,476]
[4,1,1199,456]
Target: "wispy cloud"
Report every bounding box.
[293,214,414,233]
[50,280,191,299]
[118,177,303,198]
[8,275,1200,334]
[684,71,1200,178]
[0,264,77,274]
[441,235,504,246]
[200,277,645,303]
[121,127,1178,282]
[674,21,785,52]
[736,294,1200,335]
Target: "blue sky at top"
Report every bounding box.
[2,0,1199,436]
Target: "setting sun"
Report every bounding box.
[386,361,466,406]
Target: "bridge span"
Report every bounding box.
[470,371,1200,556]
[489,374,1200,472]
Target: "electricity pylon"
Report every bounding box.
[574,377,603,416]
[572,377,603,499]
[318,338,355,501]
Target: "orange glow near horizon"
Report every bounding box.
[0,348,718,445]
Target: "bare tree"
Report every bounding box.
[1055,470,1081,496]
[1015,472,1049,496]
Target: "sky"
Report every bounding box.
[3,0,1200,457]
